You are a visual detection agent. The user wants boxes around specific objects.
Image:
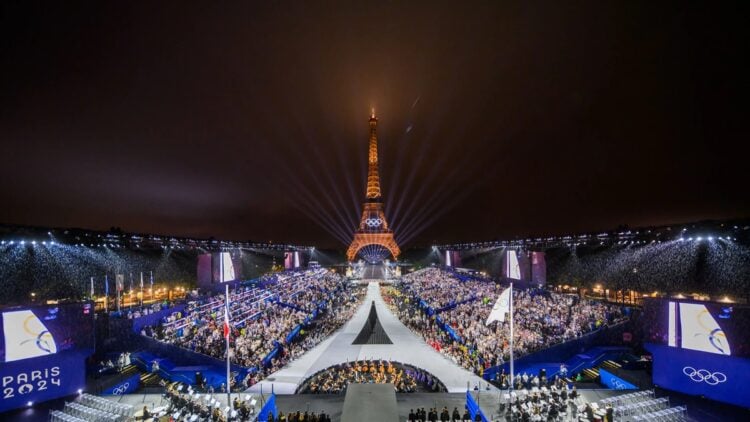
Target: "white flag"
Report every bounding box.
[486,287,511,325]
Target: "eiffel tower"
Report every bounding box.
[346,111,401,262]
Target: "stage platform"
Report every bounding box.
[247,282,494,394]
[341,384,398,422]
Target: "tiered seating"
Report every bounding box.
[388,268,627,379]
[49,394,132,422]
[142,269,365,388]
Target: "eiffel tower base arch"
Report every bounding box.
[346,233,401,262]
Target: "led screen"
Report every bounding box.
[505,250,521,280]
[679,302,731,356]
[0,303,94,413]
[0,303,94,363]
[643,299,750,358]
[211,252,242,283]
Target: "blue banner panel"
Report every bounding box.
[285,325,302,344]
[257,393,278,421]
[101,373,140,395]
[465,391,489,422]
[646,343,750,408]
[0,350,87,413]
[262,346,280,367]
[599,368,636,390]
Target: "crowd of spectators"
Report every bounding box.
[298,360,444,394]
[142,270,365,389]
[544,240,750,298]
[385,268,626,377]
[124,300,179,319]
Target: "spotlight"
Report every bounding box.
[77,389,83,394]
[32,241,37,245]
[21,241,25,245]
[696,237,702,241]
[708,236,713,241]
[27,401,33,407]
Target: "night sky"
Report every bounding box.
[1,2,748,249]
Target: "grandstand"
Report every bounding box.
[2,220,749,421]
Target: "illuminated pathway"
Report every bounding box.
[247,281,496,394]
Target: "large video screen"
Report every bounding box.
[0,303,93,413]
[643,299,750,408]
[642,299,750,358]
[212,252,241,283]
[0,303,94,363]
[505,250,521,280]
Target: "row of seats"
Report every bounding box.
[79,393,133,417]
[632,406,687,421]
[613,397,669,417]
[59,402,119,422]
[598,389,654,408]
[49,410,86,422]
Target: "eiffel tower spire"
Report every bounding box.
[346,111,400,262]
[366,109,381,200]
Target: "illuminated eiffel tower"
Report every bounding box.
[346,111,401,262]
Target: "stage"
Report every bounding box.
[247,282,494,394]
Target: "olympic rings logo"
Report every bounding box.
[365,218,382,227]
[112,383,130,395]
[682,367,727,385]
[609,378,628,390]
[21,314,56,354]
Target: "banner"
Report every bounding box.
[465,391,489,422]
[257,393,278,421]
[647,343,750,408]
[0,351,87,412]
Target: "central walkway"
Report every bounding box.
[247,281,496,394]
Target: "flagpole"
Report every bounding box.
[509,281,514,393]
[140,272,144,307]
[105,275,109,313]
[225,283,231,407]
